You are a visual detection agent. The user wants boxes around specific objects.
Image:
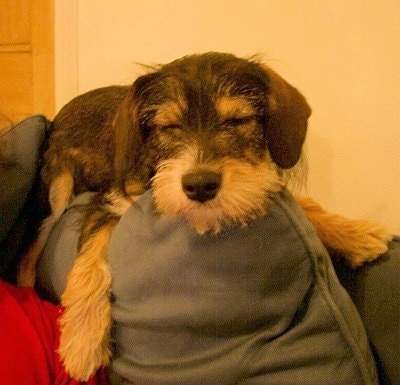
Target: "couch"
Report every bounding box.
[0,115,398,384]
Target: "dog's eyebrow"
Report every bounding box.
[153,100,187,126]
[215,96,255,119]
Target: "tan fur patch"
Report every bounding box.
[298,197,393,267]
[103,187,144,216]
[215,96,255,120]
[153,99,187,127]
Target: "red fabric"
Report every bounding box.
[0,280,108,385]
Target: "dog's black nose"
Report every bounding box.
[182,171,222,203]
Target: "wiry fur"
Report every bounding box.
[297,197,391,267]
[152,153,282,234]
[17,53,391,380]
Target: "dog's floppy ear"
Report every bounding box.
[263,67,311,169]
[113,72,159,192]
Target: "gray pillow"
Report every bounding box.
[0,115,49,279]
[39,189,379,385]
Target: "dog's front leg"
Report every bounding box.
[298,197,393,268]
[58,219,118,381]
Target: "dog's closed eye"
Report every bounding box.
[215,96,258,127]
[221,116,256,128]
[159,123,182,131]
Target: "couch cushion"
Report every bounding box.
[106,189,378,385]
[38,188,379,385]
[353,237,400,384]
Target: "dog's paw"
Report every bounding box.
[58,312,111,381]
[338,222,393,268]
[58,267,113,381]
[298,196,393,269]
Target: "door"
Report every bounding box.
[0,0,54,128]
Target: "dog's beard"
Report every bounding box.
[151,151,282,234]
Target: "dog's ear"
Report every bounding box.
[113,73,159,192]
[263,67,311,169]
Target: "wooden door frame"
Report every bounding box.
[32,0,55,117]
[54,0,79,112]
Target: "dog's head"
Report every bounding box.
[114,52,311,233]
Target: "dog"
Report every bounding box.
[17,52,391,380]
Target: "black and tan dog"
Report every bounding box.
[18,52,391,380]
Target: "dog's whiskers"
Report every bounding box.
[152,154,282,234]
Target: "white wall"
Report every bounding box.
[55,0,400,234]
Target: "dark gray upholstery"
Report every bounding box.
[0,115,49,281]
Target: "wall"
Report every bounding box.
[55,0,400,233]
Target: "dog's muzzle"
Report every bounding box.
[182,170,222,203]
